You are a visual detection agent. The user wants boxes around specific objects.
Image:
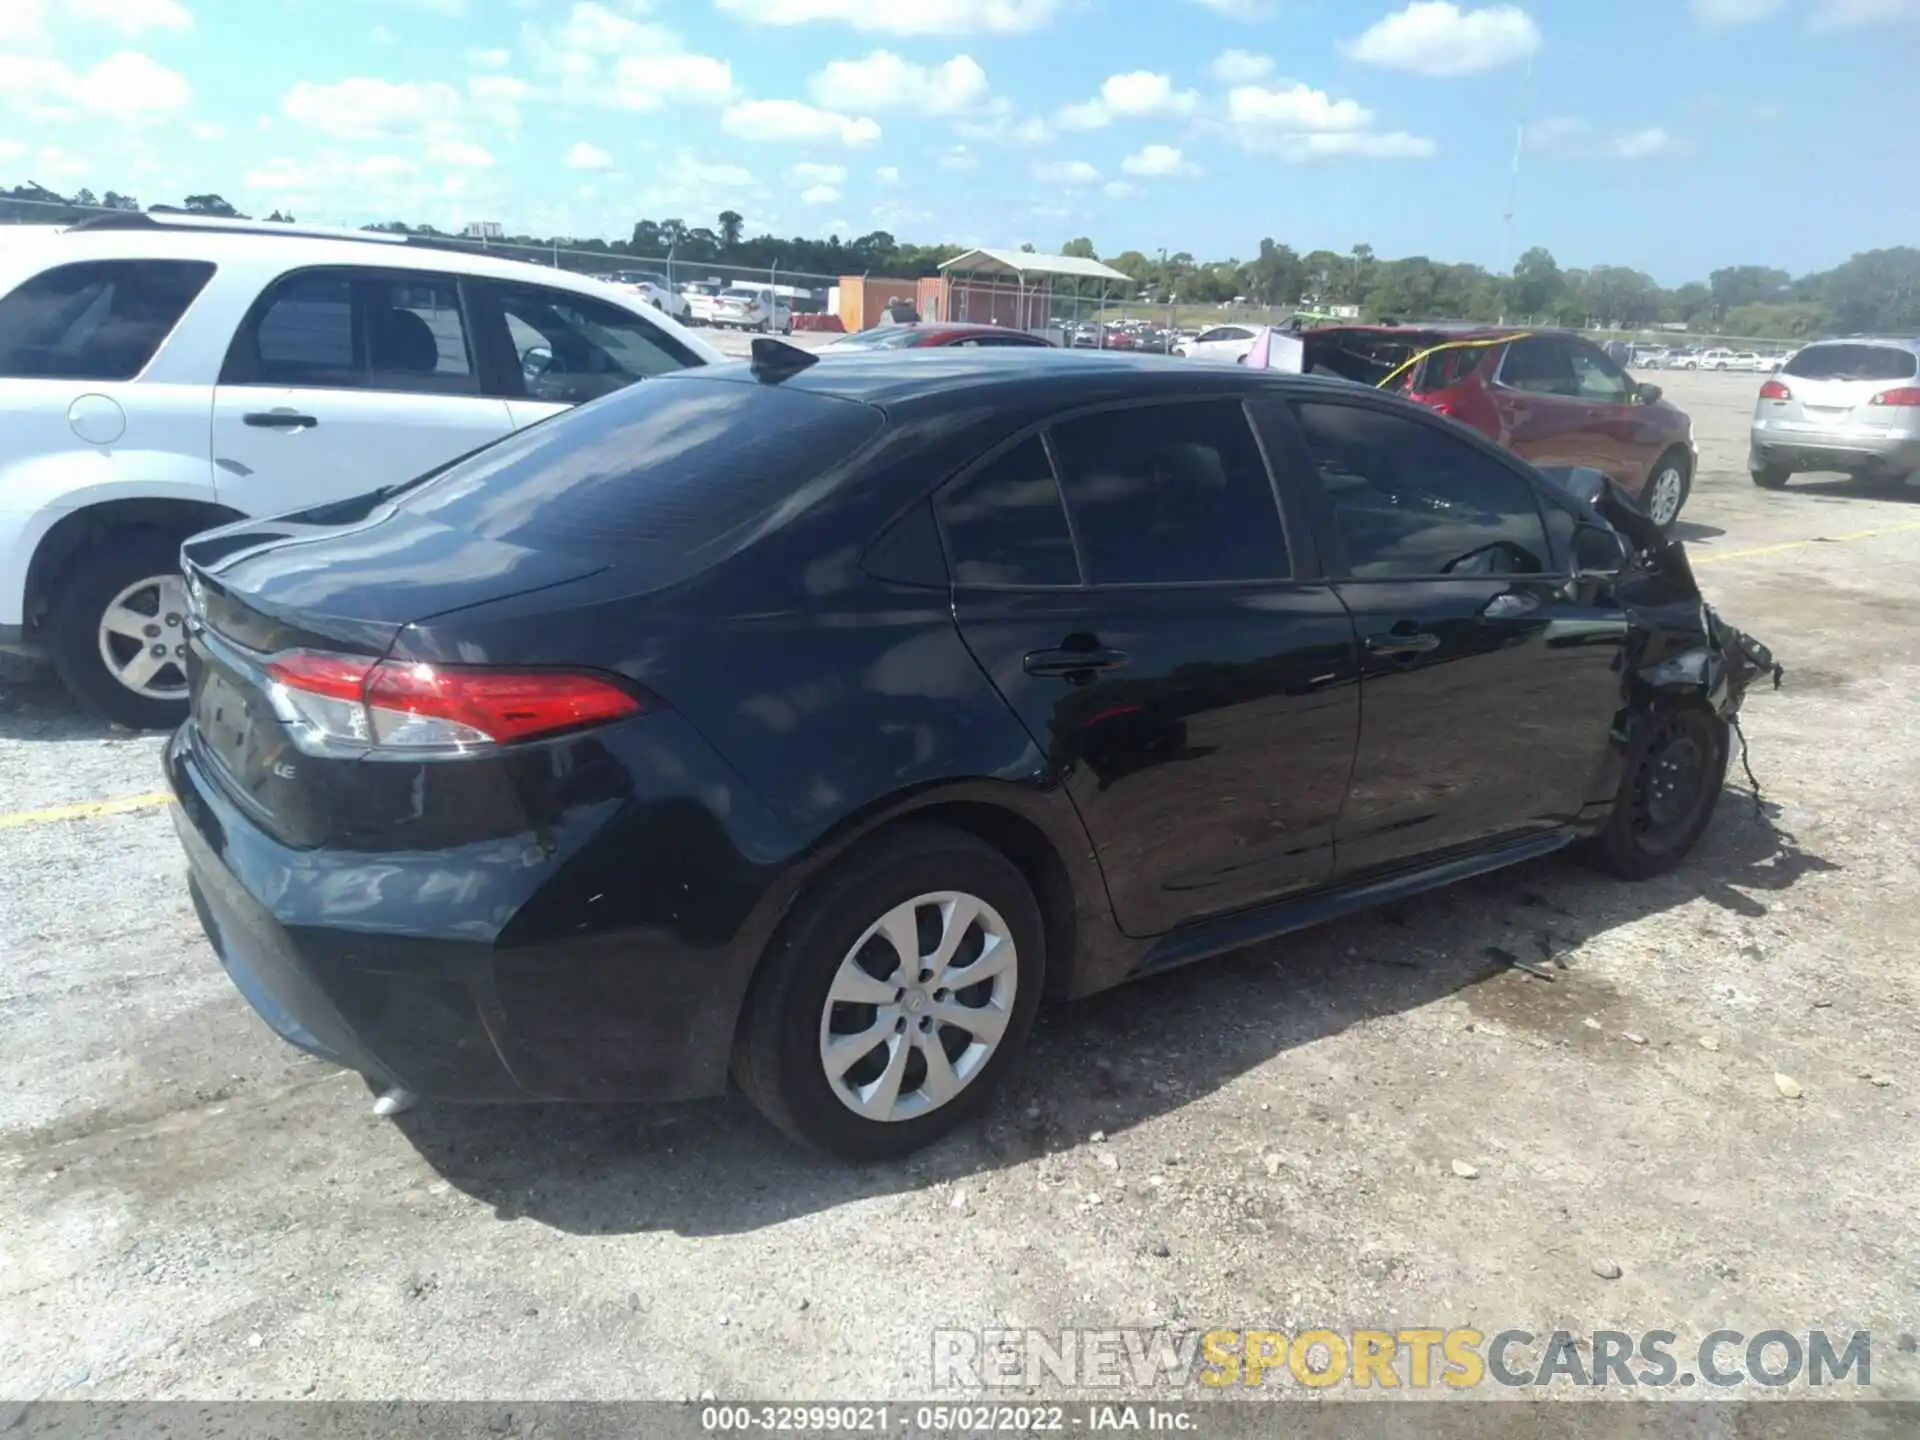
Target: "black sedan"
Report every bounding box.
[167,345,1777,1160]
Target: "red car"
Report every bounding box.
[826,322,1055,351]
[1302,325,1697,528]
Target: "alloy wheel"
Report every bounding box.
[818,890,1017,1123]
[96,574,191,701]
[1647,467,1685,527]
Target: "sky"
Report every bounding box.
[0,0,1915,284]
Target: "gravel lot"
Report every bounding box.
[2,368,1917,1403]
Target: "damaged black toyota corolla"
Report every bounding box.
[165,347,1780,1160]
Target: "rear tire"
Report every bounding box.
[1585,703,1729,881]
[48,533,195,730]
[733,824,1046,1161]
[1751,462,1792,489]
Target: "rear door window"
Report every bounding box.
[230,268,479,395]
[1782,344,1917,382]
[1048,400,1290,586]
[491,282,700,403]
[938,436,1080,587]
[0,259,214,380]
[395,376,883,568]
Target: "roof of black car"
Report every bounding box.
[678,347,1351,407]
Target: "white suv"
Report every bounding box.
[0,214,724,728]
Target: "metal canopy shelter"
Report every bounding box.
[937,248,1131,331]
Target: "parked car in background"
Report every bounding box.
[1303,324,1698,528]
[1665,349,1702,370]
[1176,324,1267,362]
[1750,337,1920,488]
[825,322,1053,351]
[1698,348,1740,370]
[682,279,724,326]
[164,344,1775,1160]
[1728,351,1763,372]
[598,269,691,322]
[1757,351,1789,372]
[710,285,793,334]
[0,213,722,727]
[1631,346,1671,369]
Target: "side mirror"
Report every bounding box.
[1634,381,1662,404]
[1573,522,1629,577]
[520,344,553,381]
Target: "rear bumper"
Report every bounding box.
[1751,427,1920,474]
[165,724,772,1104]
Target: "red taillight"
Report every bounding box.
[1871,386,1920,407]
[1758,379,1792,401]
[264,651,642,754]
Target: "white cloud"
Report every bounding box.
[1186,0,1270,15]
[470,47,511,68]
[524,3,735,110]
[939,144,977,170]
[0,1,45,44]
[712,0,1059,33]
[1102,179,1140,198]
[1810,0,1919,26]
[1057,70,1198,130]
[722,98,881,144]
[800,183,841,204]
[468,74,534,129]
[1210,48,1274,83]
[791,161,848,184]
[1225,82,1436,162]
[1346,2,1543,76]
[0,138,27,161]
[282,77,461,139]
[66,0,194,35]
[1690,0,1785,21]
[1609,126,1679,157]
[808,51,989,114]
[566,140,614,169]
[426,137,496,167]
[876,164,902,184]
[35,146,89,179]
[1525,116,1688,158]
[1033,158,1099,185]
[954,110,1051,144]
[190,120,224,141]
[1227,82,1372,133]
[0,49,196,121]
[1121,143,1199,177]
[370,24,395,42]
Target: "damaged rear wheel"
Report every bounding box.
[1586,703,1729,880]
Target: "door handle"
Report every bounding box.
[1364,631,1440,657]
[1023,646,1131,679]
[242,410,318,430]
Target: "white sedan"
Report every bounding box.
[1174,324,1269,363]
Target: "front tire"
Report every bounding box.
[733,825,1046,1160]
[1644,448,1692,530]
[1751,462,1792,489]
[1585,703,1728,881]
[48,533,195,730]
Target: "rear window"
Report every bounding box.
[1782,344,1917,382]
[394,376,884,566]
[0,259,214,380]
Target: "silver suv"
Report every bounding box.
[1750,337,1920,488]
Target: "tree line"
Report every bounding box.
[5,180,1915,339]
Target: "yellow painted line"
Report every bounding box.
[1691,519,1920,565]
[0,792,172,831]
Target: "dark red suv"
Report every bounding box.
[1303,326,1697,528]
